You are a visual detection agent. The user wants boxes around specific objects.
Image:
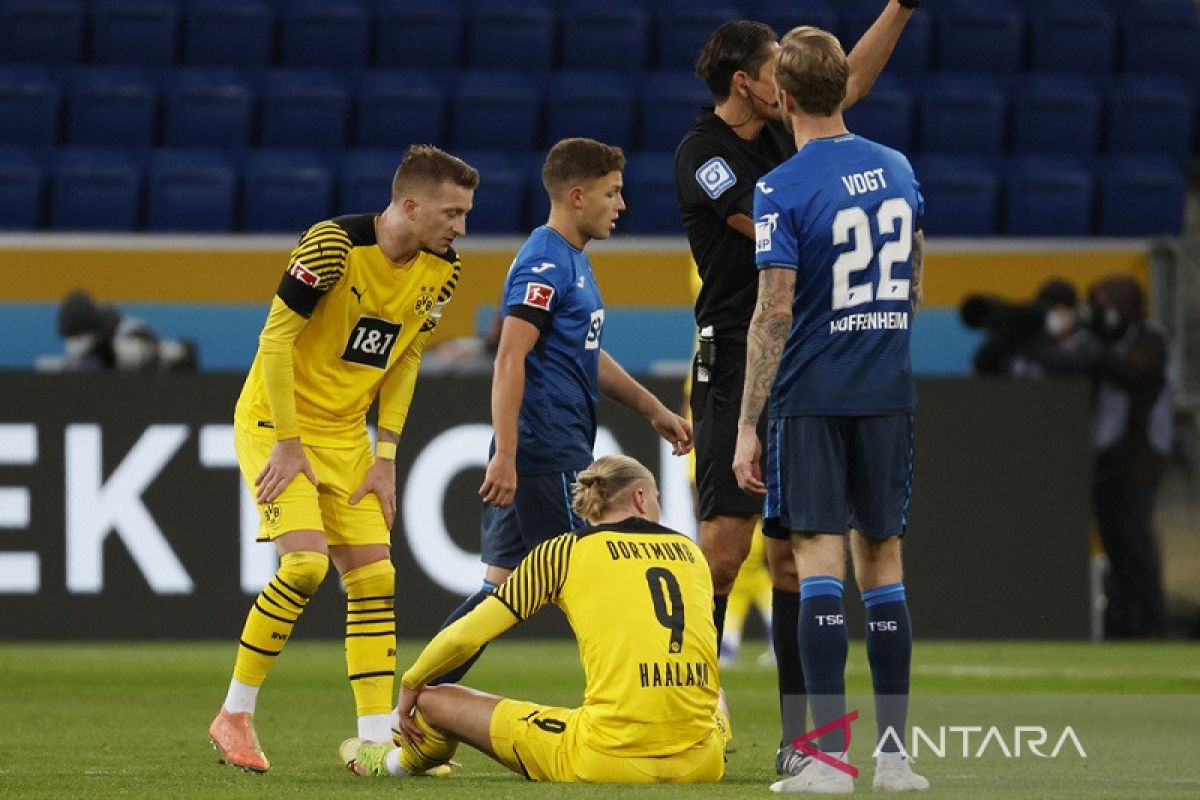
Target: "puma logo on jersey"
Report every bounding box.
[350,285,365,303]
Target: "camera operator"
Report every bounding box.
[52,290,196,373]
[961,279,1089,377]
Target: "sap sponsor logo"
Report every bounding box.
[755,212,779,254]
[695,157,736,200]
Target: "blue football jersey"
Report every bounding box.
[753,134,923,416]
[500,226,605,474]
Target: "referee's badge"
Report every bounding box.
[695,157,736,199]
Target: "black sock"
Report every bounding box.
[772,588,807,746]
[863,583,912,754]
[713,593,729,650]
[798,576,848,753]
[428,582,496,686]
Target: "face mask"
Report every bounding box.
[1103,307,1123,332]
[1045,309,1073,337]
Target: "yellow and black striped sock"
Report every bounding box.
[399,708,459,774]
[343,559,396,718]
[232,550,328,687]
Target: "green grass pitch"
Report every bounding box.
[1,639,1198,798]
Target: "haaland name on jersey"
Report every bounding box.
[638,660,712,689]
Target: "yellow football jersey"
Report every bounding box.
[235,214,460,446]
[493,518,720,757]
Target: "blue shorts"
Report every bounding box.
[481,470,586,569]
[763,415,914,541]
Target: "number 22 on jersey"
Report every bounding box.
[831,197,913,311]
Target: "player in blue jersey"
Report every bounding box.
[733,28,928,794]
[429,138,694,685]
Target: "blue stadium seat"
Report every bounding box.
[917,74,1007,155]
[742,0,839,41]
[163,67,253,148]
[90,0,181,66]
[912,154,999,236]
[1122,1,1200,89]
[1097,155,1186,237]
[182,0,274,67]
[467,1,555,71]
[1105,75,1195,163]
[280,0,369,69]
[843,77,913,152]
[521,150,549,231]
[259,69,350,149]
[0,66,61,147]
[841,5,932,73]
[544,71,634,150]
[66,67,158,148]
[375,1,464,69]
[451,71,543,152]
[620,152,680,235]
[146,148,237,232]
[936,2,1024,73]
[1011,75,1101,155]
[654,2,741,71]
[241,148,332,232]
[561,1,649,71]
[338,149,405,213]
[51,147,142,231]
[636,71,710,152]
[0,147,44,229]
[0,0,85,65]
[1003,156,1094,237]
[1029,1,1115,75]
[454,150,524,234]
[354,70,446,149]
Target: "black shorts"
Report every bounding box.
[480,469,586,569]
[690,341,765,520]
[762,414,914,541]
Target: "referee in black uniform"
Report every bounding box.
[673,0,919,776]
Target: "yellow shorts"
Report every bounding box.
[234,425,390,546]
[488,699,725,784]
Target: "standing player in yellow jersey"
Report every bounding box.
[340,455,728,783]
[207,145,479,774]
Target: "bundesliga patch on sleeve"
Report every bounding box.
[522,282,555,310]
[288,260,320,288]
[695,157,736,200]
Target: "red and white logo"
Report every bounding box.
[289,260,320,288]
[523,282,555,310]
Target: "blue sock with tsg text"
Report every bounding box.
[798,576,848,754]
[862,582,912,754]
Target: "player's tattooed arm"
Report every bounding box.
[739,267,795,427]
[911,229,925,314]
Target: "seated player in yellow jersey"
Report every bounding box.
[207,145,479,774]
[340,455,730,783]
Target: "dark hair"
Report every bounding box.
[775,26,848,116]
[391,144,480,199]
[541,138,625,198]
[695,20,778,102]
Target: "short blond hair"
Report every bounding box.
[775,26,848,117]
[571,455,654,523]
[391,144,479,200]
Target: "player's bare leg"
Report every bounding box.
[699,515,754,638]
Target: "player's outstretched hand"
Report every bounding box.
[350,458,397,529]
[652,410,694,455]
[255,437,318,504]
[732,425,765,496]
[395,685,424,745]
[479,453,517,508]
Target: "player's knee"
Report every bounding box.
[707,551,745,593]
[415,685,455,728]
[278,550,330,597]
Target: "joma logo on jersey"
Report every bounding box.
[342,316,402,369]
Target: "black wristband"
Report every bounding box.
[897,0,920,8]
